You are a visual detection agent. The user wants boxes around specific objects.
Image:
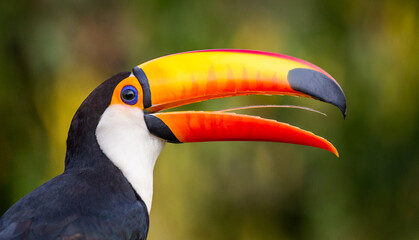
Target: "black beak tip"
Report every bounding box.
[288,68,347,118]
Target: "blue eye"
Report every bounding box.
[121,86,138,105]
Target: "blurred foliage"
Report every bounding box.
[0,0,418,239]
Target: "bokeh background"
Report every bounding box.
[1,0,418,239]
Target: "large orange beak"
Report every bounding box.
[134,49,346,156]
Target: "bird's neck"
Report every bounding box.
[96,105,165,213]
[64,72,164,213]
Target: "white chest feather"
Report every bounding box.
[96,104,165,213]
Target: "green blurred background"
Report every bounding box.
[1,0,418,239]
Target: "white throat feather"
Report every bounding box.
[96,104,165,213]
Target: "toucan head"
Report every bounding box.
[66,49,346,212]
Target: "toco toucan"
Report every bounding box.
[0,49,346,240]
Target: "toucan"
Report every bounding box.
[0,49,346,239]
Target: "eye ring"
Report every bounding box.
[121,85,138,105]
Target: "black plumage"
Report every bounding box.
[0,72,149,240]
